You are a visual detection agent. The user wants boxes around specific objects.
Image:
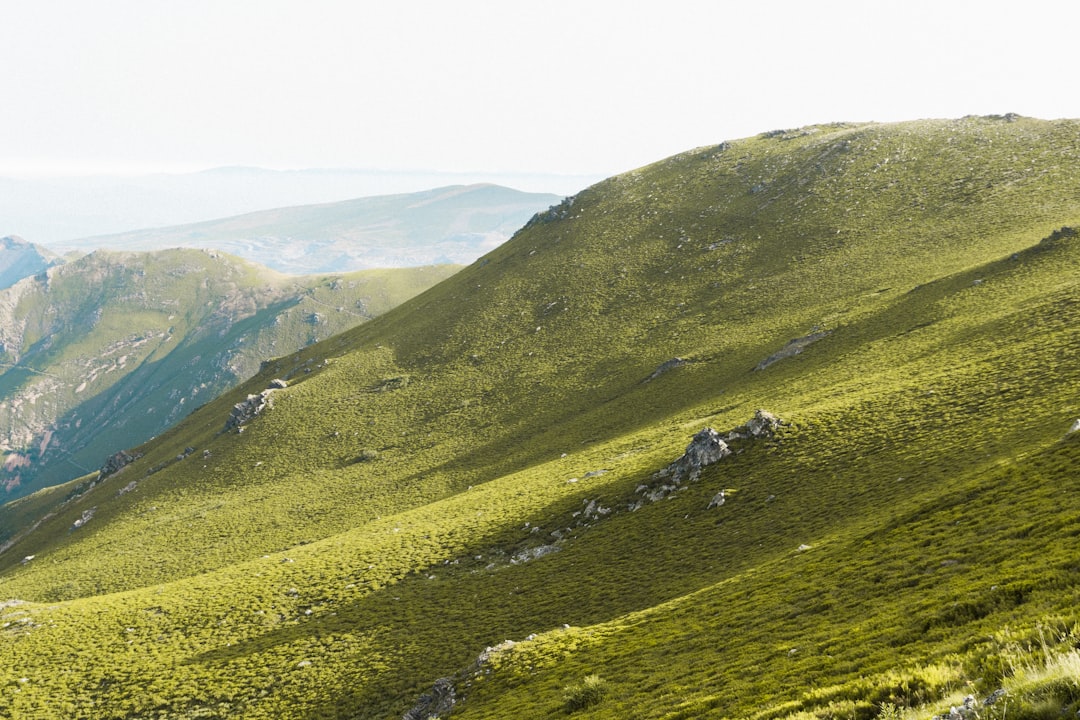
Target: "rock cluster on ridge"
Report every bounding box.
[636,410,782,506]
[98,450,140,480]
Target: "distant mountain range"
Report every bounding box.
[0,166,595,245]
[56,184,562,273]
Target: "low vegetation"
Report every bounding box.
[0,116,1078,718]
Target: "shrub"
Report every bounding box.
[563,674,608,713]
[356,449,380,462]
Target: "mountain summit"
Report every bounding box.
[0,235,61,289]
[1,117,1079,719]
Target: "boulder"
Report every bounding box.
[655,427,731,485]
[744,409,781,438]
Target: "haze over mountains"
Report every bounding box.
[0,181,560,505]
[58,184,563,274]
[1,116,1079,719]
[0,167,594,247]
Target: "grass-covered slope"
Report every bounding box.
[1,116,1079,719]
[0,248,459,505]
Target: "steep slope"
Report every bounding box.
[59,184,562,273]
[0,235,62,289]
[0,248,458,505]
[1,116,1079,719]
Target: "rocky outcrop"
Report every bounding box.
[635,410,783,506]
[645,357,688,382]
[71,507,96,530]
[1040,226,1077,246]
[655,427,731,485]
[98,450,141,480]
[224,388,276,433]
[402,677,456,720]
[755,332,830,371]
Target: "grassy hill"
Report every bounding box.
[0,116,1079,719]
[59,184,562,273]
[0,248,459,506]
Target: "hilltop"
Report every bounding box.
[0,236,62,289]
[56,184,562,273]
[0,248,458,505]
[0,116,1079,719]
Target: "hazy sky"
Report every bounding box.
[3,0,1079,179]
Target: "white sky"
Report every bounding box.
[2,0,1079,179]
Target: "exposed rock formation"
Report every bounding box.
[224,389,275,432]
[72,507,96,530]
[655,427,732,485]
[635,410,783,506]
[646,357,688,382]
[755,332,830,371]
[98,450,140,480]
[402,677,456,720]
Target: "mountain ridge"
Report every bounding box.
[0,235,62,289]
[0,247,459,505]
[52,184,562,273]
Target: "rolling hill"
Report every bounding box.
[57,184,562,273]
[0,248,459,506]
[1,116,1079,719]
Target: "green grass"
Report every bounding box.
[0,116,1079,719]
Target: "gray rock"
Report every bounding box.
[511,545,561,564]
[268,378,288,390]
[224,389,275,432]
[72,507,96,530]
[755,332,830,371]
[708,491,726,509]
[646,357,687,382]
[743,409,781,438]
[402,678,456,720]
[98,450,140,480]
[1069,418,1080,435]
[655,427,731,485]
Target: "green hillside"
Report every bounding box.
[0,249,459,506]
[1,116,1079,720]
